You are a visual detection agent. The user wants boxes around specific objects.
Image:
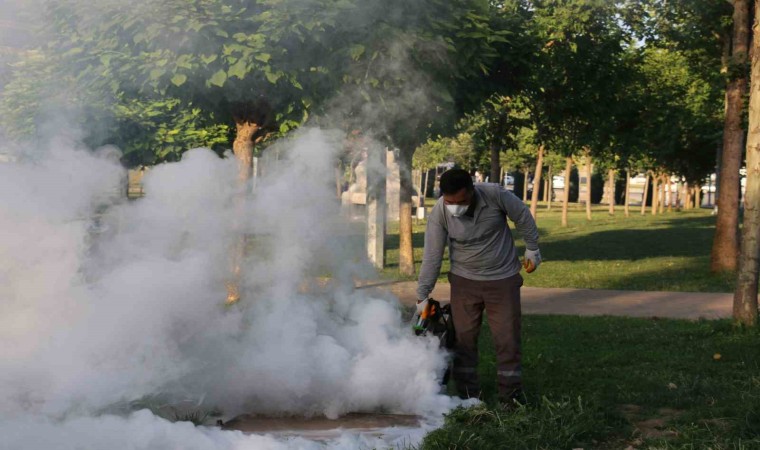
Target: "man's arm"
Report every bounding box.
[499,188,539,250]
[416,212,447,301]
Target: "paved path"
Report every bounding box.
[357,281,733,320]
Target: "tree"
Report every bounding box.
[632,0,735,270]
[0,49,230,166]
[413,136,451,199]
[448,133,479,169]
[543,149,566,209]
[38,0,352,303]
[501,134,536,201]
[526,0,629,226]
[529,142,545,218]
[337,0,504,277]
[459,95,530,184]
[713,0,751,273]
[733,0,760,327]
[43,0,345,173]
[619,45,723,217]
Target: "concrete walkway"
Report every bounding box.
[358,281,733,320]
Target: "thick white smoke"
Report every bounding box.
[0,128,459,449]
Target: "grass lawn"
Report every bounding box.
[421,316,760,449]
[384,204,735,293]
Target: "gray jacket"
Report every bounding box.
[416,183,539,300]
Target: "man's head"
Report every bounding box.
[440,169,474,216]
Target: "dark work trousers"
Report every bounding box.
[449,271,523,400]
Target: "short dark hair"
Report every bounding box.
[440,168,473,195]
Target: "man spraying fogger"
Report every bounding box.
[416,168,541,405]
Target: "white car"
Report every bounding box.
[552,175,565,190]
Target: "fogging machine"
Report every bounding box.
[412,299,455,385]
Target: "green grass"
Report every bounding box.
[421,316,760,449]
[384,204,735,292]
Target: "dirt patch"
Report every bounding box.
[619,405,683,442]
[222,412,422,435]
[699,417,731,431]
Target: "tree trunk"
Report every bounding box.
[399,149,415,276]
[226,119,260,304]
[695,186,702,209]
[714,0,751,272]
[651,175,660,216]
[659,176,665,214]
[608,169,616,215]
[561,156,572,227]
[530,144,545,219]
[546,166,553,210]
[686,186,691,209]
[421,168,429,201]
[689,186,695,209]
[233,121,257,182]
[665,175,670,212]
[490,144,501,188]
[685,185,690,209]
[641,173,650,215]
[675,180,681,210]
[735,1,760,325]
[585,154,593,221]
[624,170,631,217]
[523,169,530,202]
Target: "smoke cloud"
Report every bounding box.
[0,127,461,449]
[0,0,472,446]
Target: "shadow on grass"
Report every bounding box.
[600,260,733,292]
[536,215,716,262]
[384,231,425,252]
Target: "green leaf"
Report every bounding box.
[265,71,281,84]
[99,54,112,67]
[175,54,193,69]
[149,68,166,80]
[201,54,218,65]
[254,53,271,63]
[170,73,187,87]
[349,44,365,61]
[228,60,248,80]
[209,70,227,87]
[63,47,84,57]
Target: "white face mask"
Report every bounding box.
[446,204,469,217]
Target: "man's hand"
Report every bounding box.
[416,298,430,315]
[524,248,542,273]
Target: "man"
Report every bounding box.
[416,168,540,404]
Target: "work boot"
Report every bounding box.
[499,388,526,410]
